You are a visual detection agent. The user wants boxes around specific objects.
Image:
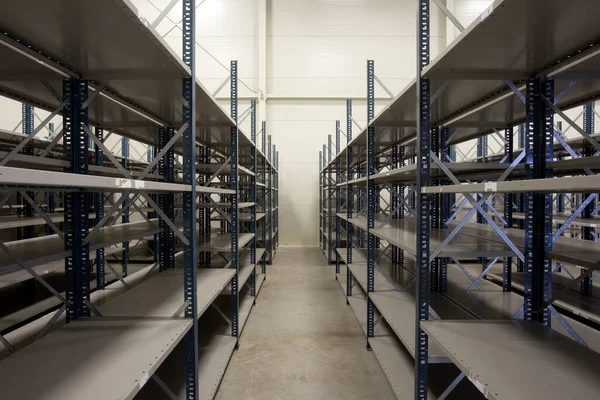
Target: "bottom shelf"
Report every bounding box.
[422,320,600,400]
[0,319,192,400]
[137,329,237,400]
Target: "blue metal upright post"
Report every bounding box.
[45,125,55,236]
[415,0,431,396]
[581,103,595,296]
[524,78,553,326]
[230,60,240,346]
[268,134,273,264]
[439,127,449,293]
[21,104,34,239]
[517,124,525,273]
[121,137,130,276]
[346,100,354,299]
[335,121,341,275]
[262,121,267,275]
[158,127,175,272]
[182,1,199,397]
[95,126,105,290]
[250,100,257,298]
[366,60,376,346]
[503,127,514,292]
[63,78,91,322]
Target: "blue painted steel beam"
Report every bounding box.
[366,60,376,345]
[182,1,199,397]
[523,78,553,326]
[440,127,450,293]
[415,0,431,396]
[336,120,341,274]
[503,127,513,292]
[21,104,34,239]
[346,99,354,298]
[581,103,595,296]
[262,121,267,275]
[250,100,257,296]
[230,60,240,344]
[121,137,129,276]
[63,78,90,322]
[94,126,105,289]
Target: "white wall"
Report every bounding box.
[0,0,594,245]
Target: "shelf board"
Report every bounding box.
[197,202,255,209]
[340,214,513,258]
[98,267,234,319]
[370,290,472,363]
[0,318,192,400]
[348,262,399,292]
[323,0,600,172]
[0,246,124,290]
[423,174,600,195]
[451,222,600,271]
[238,291,254,336]
[0,166,192,192]
[197,164,255,177]
[422,320,600,400]
[198,233,255,253]
[255,271,265,296]
[212,212,265,222]
[486,269,600,325]
[0,220,161,276]
[0,212,98,230]
[136,331,237,400]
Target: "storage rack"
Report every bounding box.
[321,1,600,398]
[0,1,278,399]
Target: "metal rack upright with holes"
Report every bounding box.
[0,1,279,399]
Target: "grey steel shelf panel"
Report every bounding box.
[452,222,600,271]
[371,290,473,363]
[348,262,397,292]
[0,219,160,276]
[422,174,600,195]
[0,4,272,165]
[345,291,435,399]
[220,249,264,295]
[255,272,265,296]
[0,318,192,400]
[136,332,237,400]
[0,166,191,192]
[432,263,600,354]
[0,257,137,333]
[498,211,600,229]
[0,246,124,289]
[0,212,96,230]
[197,164,255,177]
[341,162,519,186]
[485,269,600,325]
[336,248,367,264]
[336,264,347,293]
[238,291,254,335]
[322,0,600,172]
[198,233,255,252]
[196,202,255,209]
[212,212,265,222]
[422,320,600,400]
[340,214,513,258]
[98,267,234,319]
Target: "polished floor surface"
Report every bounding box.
[215,246,395,400]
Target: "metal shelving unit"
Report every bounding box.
[321,1,600,398]
[0,1,278,399]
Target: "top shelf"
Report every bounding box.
[323,0,600,172]
[0,1,276,171]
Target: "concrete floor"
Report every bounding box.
[215,246,395,400]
